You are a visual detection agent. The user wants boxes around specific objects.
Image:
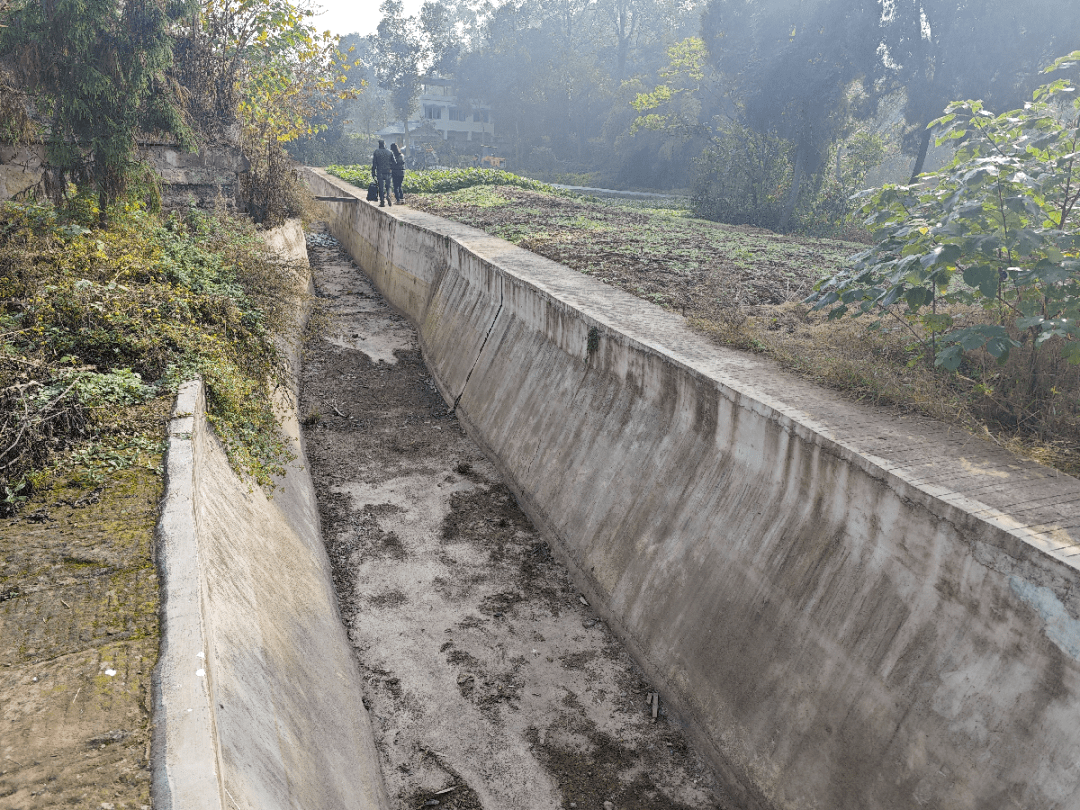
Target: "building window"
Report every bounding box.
[448,107,468,122]
[424,104,443,120]
[474,110,489,123]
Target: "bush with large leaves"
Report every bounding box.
[812,52,1080,377]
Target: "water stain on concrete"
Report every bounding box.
[301,225,733,810]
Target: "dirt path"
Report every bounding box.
[300,225,736,810]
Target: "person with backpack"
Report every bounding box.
[390,143,406,204]
[371,140,395,207]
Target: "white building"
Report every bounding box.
[376,78,494,148]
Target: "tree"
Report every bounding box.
[420,0,461,76]
[238,4,358,219]
[1,0,194,218]
[286,33,383,165]
[371,0,427,146]
[630,37,721,139]
[701,0,886,231]
[422,0,700,182]
[168,0,359,222]
[811,53,1080,382]
[881,0,1080,182]
[596,0,644,82]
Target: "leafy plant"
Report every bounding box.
[0,201,301,512]
[325,165,560,196]
[811,52,1080,375]
[1,0,194,217]
[34,369,156,409]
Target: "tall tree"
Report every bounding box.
[374,0,424,143]
[702,0,885,230]
[420,0,461,75]
[882,0,1080,181]
[1,0,194,216]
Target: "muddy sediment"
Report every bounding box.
[300,224,736,810]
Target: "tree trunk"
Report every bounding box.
[908,124,932,183]
[779,140,806,233]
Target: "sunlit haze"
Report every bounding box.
[311,0,426,37]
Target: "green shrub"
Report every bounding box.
[325,165,559,196]
[0,201,300,511]
[809,52,1080,444]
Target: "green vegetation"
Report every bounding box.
[0,201,300,514]
[409,184,847,281]
[326,165,560,196]
[1,0,193,216]
[326,0,1080,236]
[811,54,1080,449]
[815,55,1080,367]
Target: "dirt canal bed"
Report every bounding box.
[300,225,736,810]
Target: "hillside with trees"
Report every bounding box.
[304,0,1080,236]
[0,1,338,802]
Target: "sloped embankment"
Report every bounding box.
[1,459,163,809]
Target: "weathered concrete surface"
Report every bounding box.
[0,144,43,200]
[306,167,1080,810]
[148,142,248,211]
[151,220,389,810]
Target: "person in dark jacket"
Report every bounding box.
[390,143,406,204]
[371,140,395,207]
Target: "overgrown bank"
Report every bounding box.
[0,201,302,808]
[1,202,302,512]
[325,166,1080,477]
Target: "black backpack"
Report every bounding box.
[366,182,378,201]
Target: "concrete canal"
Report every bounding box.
[300,227,731,810]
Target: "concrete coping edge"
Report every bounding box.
[152,377,225,810]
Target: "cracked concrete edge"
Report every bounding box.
[150,220,391,810]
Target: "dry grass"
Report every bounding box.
[696,302,1080,477]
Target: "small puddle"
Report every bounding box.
[301,226,735,810]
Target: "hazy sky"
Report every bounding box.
[311,0,427,37]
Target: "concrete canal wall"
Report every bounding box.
[151,221,389,810]
[305,168,1080,810]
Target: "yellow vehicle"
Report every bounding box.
[479,155,507,169]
